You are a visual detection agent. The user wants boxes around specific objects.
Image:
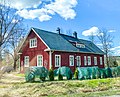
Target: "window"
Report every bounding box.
[94,57,97,65]
[100,57,103,65]
[76,56,81,66]
[37,55,43,67]
[88,56,91,65]
[55,55,61,67]
[84,56,87,66]
[76,43,85,48]
[24,56,29,67]
[30,38,37,48]
[69,55,74,66]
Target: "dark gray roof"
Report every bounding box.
[33,28,78,52]
[32,27,104,54]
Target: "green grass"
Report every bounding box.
[15,73,25,77]
[1,74,120,97]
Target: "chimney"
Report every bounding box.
[56,27,60,34]
[73,31,77,38]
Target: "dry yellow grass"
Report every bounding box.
[0,73,120,97]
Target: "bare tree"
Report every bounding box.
[88,32,95,43]
[0,1,24,61]
[97,29,113,67]
[6,31,25,70]
[0,1,26,71]
[0,1,23,56]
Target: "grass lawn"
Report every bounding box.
[0,73,120,97]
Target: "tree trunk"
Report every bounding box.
[106,53,109,67]
[13,59,17,71]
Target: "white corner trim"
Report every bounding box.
[49,51,52,69]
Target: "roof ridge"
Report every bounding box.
[32,27,60,35]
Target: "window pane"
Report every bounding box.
[77,56,81,66]
[24,56,29,67]
[70,55,74,66]
[55,55,61,67]
[94,57,97,65]
[30,38,37,48]
[88,56,91,65]
[100,57,102,65]
[37,55,43,67]
[84,56,87,66]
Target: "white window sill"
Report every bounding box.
[24,66,29,67]
[55,65,60,67]
[29,46,37,48]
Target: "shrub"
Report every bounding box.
[113,60,118,67]
[49,68,54,81]
[58,71,63,80]
[40,77,45,81]
[74,68,78,79]
[106,68,113,78]
[91,68,96,79]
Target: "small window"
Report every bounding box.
[76,56,81,66]
[24,56,29,67]
[94,57,97,65]
[30,38,37,48]
[55,55,61,67]
[88,56,91,65]
[76,43,85,48]
[69,55,74,66]
[37,55,43,67]
[84,56,87,66]
[100,57,103,65]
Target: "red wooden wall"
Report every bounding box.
[52,51,104,72]
[20,30,49,73]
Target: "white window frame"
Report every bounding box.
[24,56,29,67]
[76,56,81,66]
[94,57,97,65]
[100,57,103,65]
[84,56,87,66]
[88,56,91,65]
[69,55,74,66]
[76,43,85,48]
[29,38,37,48]
[37,55,43,67]
[55,55,61,67]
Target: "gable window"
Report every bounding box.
[94,57,97,65]
[88,56,91,65]
[55,55,61,67]
[69,55,74,66]
[37,55,43,67]
[100,57,103,65]
[84,56,87,66]
[76,56,81,66]
[30,38,37,48]
[76,43,85,48]
[24,56,29,67]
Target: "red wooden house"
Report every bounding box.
[19,27,105,73]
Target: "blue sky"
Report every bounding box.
[1,0,120,55]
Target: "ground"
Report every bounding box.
[0,73,120,97]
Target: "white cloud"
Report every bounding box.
[110,46,120,56]
[17,8,54,21]
[0,0,77,22]
[82,27,100,36]
[108,30,116,33]
[38,15,52,22]
[45,0,77,20]
[110,46,120,51]
[0,0,42,10]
